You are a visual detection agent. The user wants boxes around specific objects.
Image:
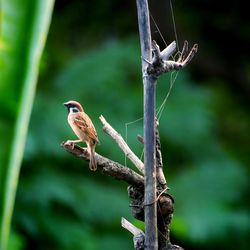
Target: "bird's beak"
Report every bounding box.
[63,102,68,107]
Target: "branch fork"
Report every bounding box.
[62,9,198,249]
[99,115,144,174]
[62,115,179,249]
[61,142,144,186]
[147,40,198,77]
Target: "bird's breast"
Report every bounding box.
[67,115,86,141]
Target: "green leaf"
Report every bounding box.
[0,0,55,249]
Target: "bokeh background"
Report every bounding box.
[4,0,250,249]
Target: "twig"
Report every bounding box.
[155,119,167,189]
[148,40,198,77]
[121,217,144,237]
[151,40,161,64]
[160,41,176,61]
[137,134,144,145]
[137,120,167,190]
[61,143,144,186]
[99,115,144,174]
[121,217,145,250]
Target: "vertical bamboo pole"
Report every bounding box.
[136,0,158,249]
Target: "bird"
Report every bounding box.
[64,100,99,171]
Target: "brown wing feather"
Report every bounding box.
[73,112,99,143]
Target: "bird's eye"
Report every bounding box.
[72,107,79,113]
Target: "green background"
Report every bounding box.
[1,0,250,249]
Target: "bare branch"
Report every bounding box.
[137,120,167,190]
[121,217,145,250]
[137,134,144,145]
[181,43,198,65]
[152,40,162,63]
[121,217,144,237]
[160,41,176,61]
[147,41,198,77]
[177,40,188,63]
[155,119,167,189]
[61,143,144,186]
[162,42,198,72]
[99,115,144,174]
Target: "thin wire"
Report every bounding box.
[150,12,168,47]
[156,71,179,121]
[124,1,180,165]
[140,149,144,161]
[124,72,179,166]
[170,0,179,52]
[157,71,178,120]
[124,70,179,167]
[125,117,143,167]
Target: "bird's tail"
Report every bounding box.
[89,144,97,171]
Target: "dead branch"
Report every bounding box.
[62,118,184,250]
[61,143,144,186]
[134,120,178,249]
[160,41,177,61]
[99,115,144,174]
[121,217,145,250]
[155,119,167,190]
[147,40,198,77]
[137,134,144,145]
[136,119,167,190]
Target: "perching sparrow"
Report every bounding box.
[64,100,99,171]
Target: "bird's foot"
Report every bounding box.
[64,140,75,150]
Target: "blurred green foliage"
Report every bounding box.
[12,38,249,250]
[0,0,54,249]
[1,0,249,249]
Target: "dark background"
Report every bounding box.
[12,0,250,249]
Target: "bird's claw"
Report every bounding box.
[64,140,75,150]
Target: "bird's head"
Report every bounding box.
[64,100,84,113]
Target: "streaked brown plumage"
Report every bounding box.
[64,100,99,171]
